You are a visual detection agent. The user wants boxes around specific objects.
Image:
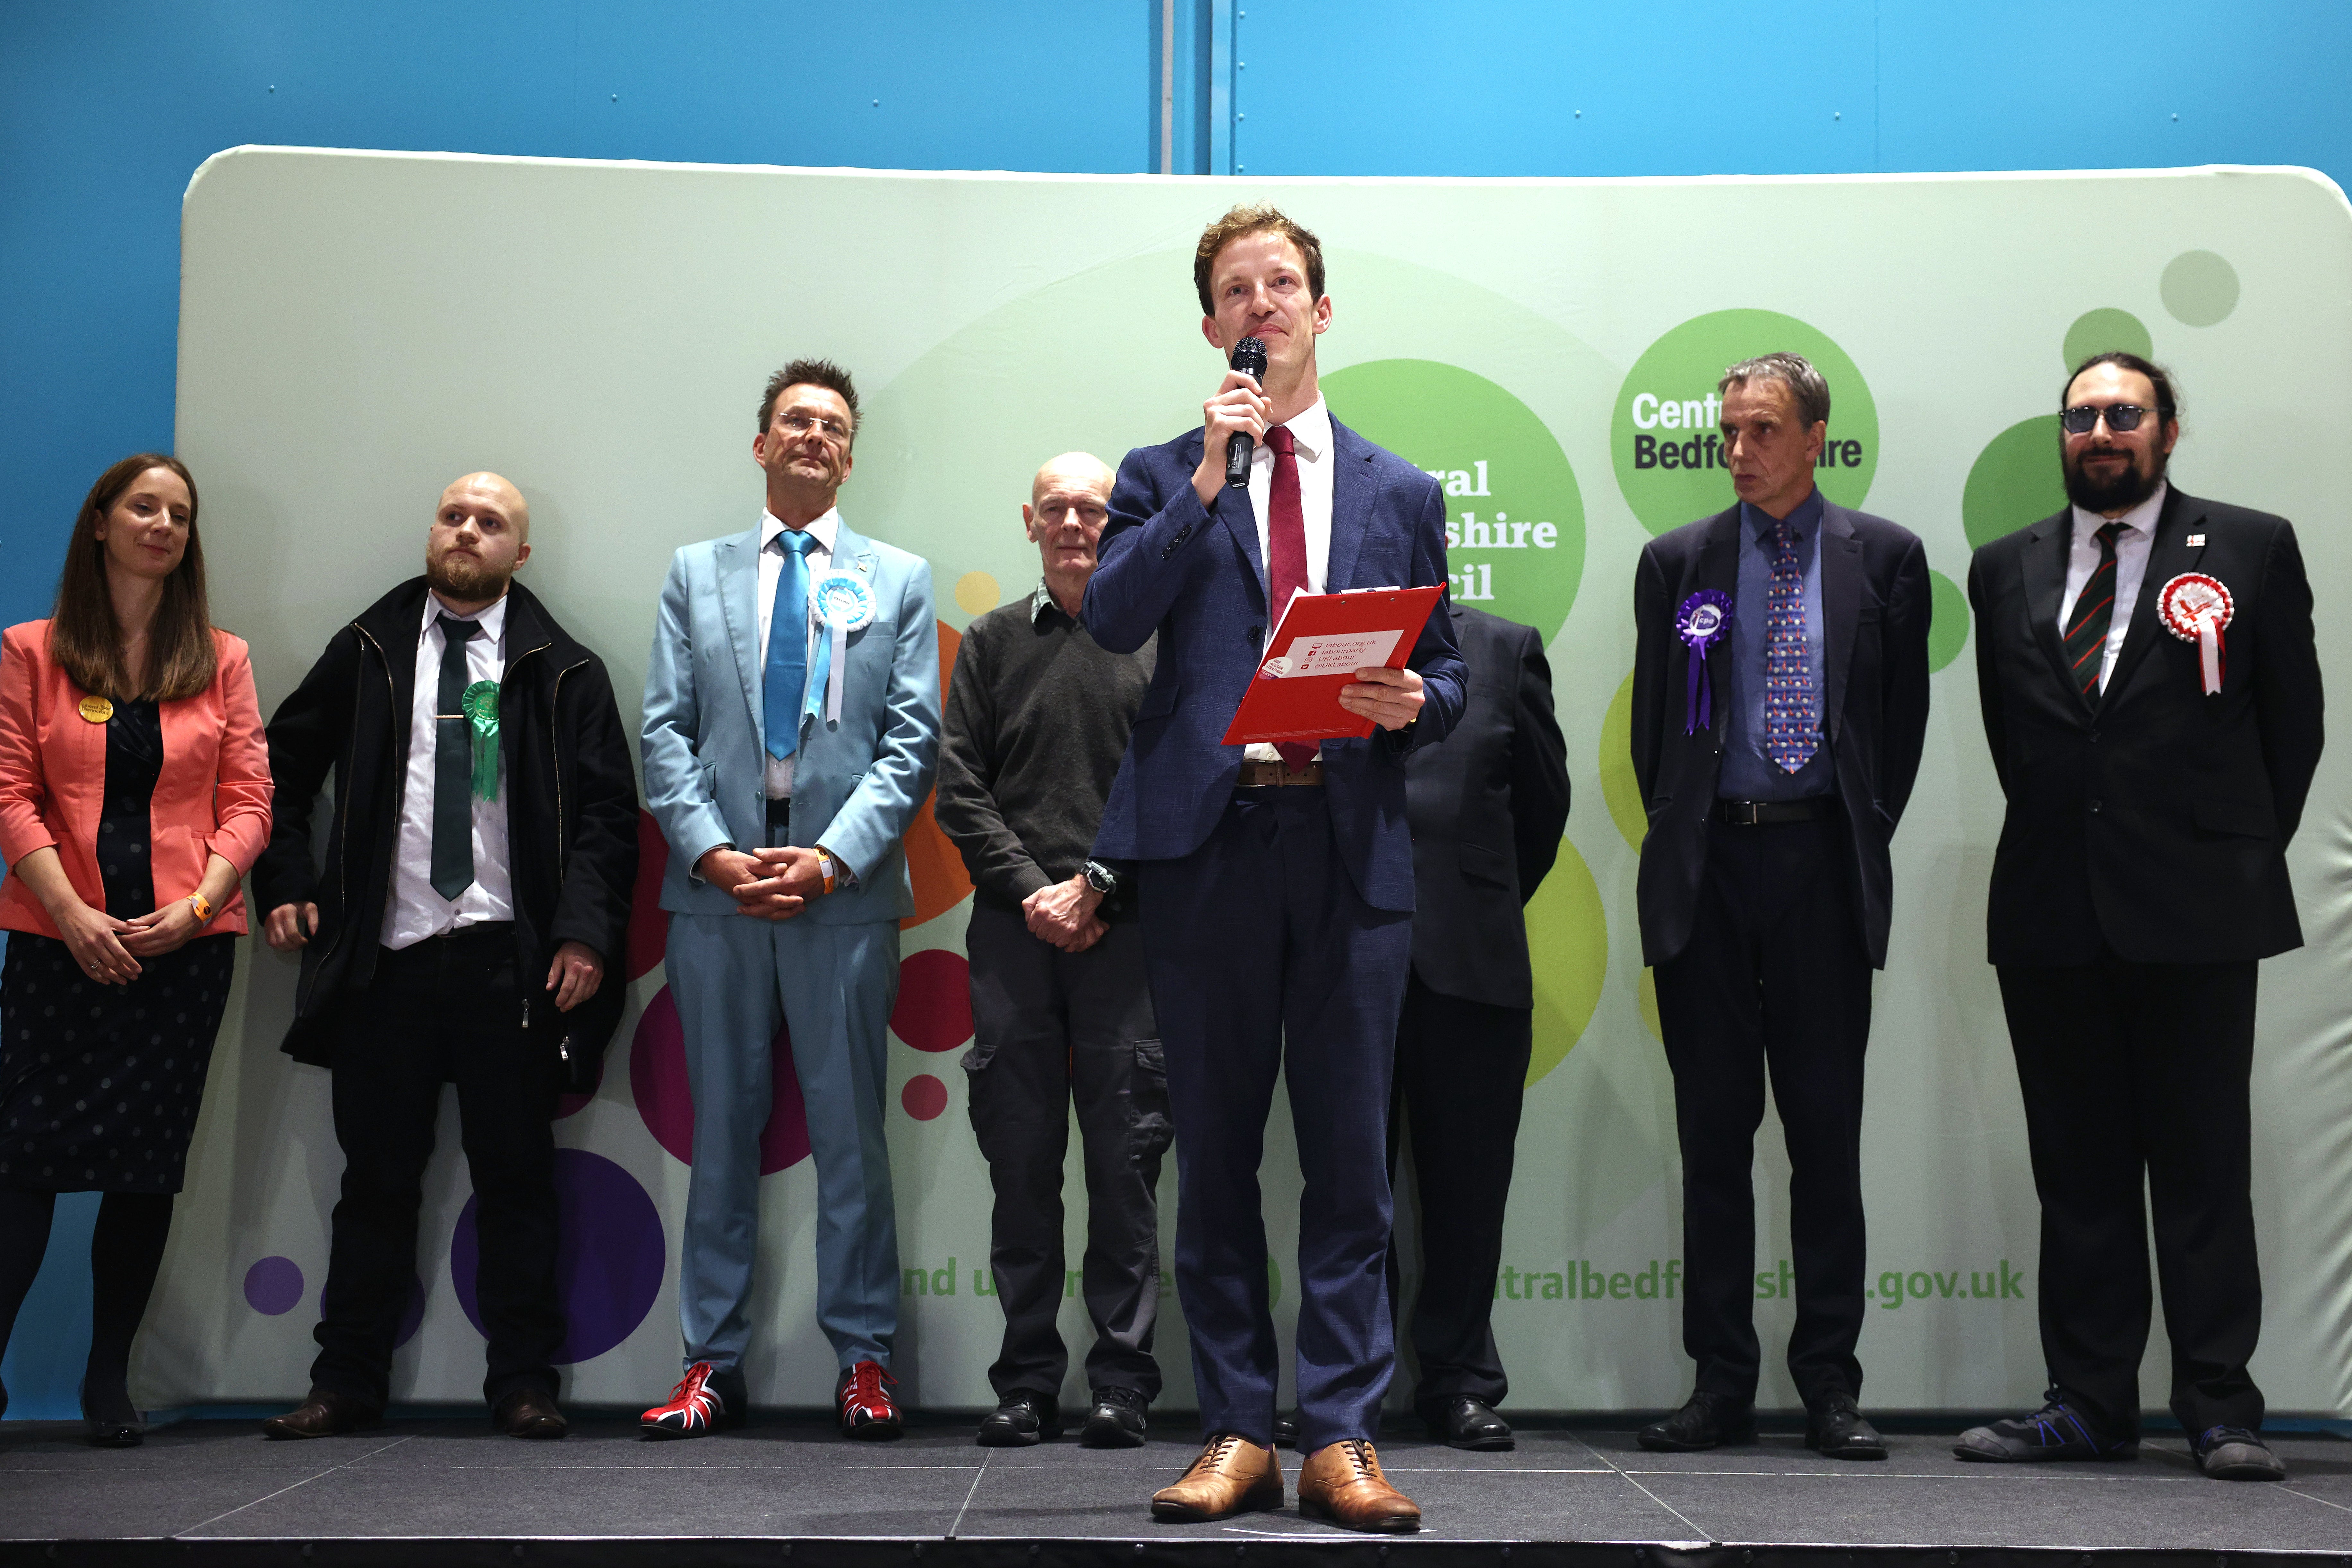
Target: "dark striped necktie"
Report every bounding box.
[2062,521,2125,699]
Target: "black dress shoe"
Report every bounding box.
[1425,1396,1514,1451]
[2192,1425,2286,1481]
[1271,1412,1301,1450]
[1804,1393,1886,1460]
[261,1387,384,1441]
[1079,1385,1147,1448]
[84,1414,144,1448]
[493,1386,570,1439]
[1953,1391,2136,1462]
[81,1376,144,1448]
[1637,1391,1755,1452]
[977,1391,1059,1447]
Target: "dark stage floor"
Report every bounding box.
[3,1416,2350,1565]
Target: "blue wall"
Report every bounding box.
[1,0,2346,1420]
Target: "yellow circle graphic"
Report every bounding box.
[1598,670,1645,850]
[1525,837,1608,1085]
[954,571,1000,616]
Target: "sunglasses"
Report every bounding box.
[2060,403,2153,435]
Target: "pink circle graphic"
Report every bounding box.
[901,1074,948,1121]
[555,1047,603,1120]
[625,808,673,983]
[629,984,810,1174]
[890,949,973,1053]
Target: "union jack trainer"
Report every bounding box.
[836,1360,903,1441]
[641,1361,746,1438]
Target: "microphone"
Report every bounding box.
[1225,337,1267,488]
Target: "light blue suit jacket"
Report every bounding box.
[642,517,941,924]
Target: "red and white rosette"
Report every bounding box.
[2158,572,2234,695]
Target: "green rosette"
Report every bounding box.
[461,679,501,800]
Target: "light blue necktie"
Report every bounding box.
[763,530,820,760]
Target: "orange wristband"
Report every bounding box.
[186,892,212,922]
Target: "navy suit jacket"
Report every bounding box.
[1631,497,1931,969]
[1083,417,1468,913]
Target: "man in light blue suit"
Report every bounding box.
[639,359,941,1442]
[1084,207,1466,1532]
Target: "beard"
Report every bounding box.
[2063,445,2167,514]
[427,549,512,602]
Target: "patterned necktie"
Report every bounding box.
[2062,522,2125,700]
[1764,520,1818,774]
[1262,425,1316,770]
[429,615,479,901]
[764,530,820,760]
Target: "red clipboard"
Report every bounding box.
[1221,585,1445,746]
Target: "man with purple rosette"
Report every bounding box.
[1957,353,2321,1481]
[1630,353,1929,1460]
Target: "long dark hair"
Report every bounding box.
[49,453,217,702]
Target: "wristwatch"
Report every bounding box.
[1081,859,1120,898]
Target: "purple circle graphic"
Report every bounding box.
[243,1256,304,1316]
[393,1272,427,1351]
[629,983,810,1174]
[448,1147,666,1364]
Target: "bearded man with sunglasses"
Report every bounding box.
[1959,352,2321,1480]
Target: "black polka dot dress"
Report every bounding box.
[0,698,236,1194]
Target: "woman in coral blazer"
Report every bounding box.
[0,453,270,1446]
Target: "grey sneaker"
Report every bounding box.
[2193,1425,2286,1481]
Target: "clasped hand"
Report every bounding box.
[1023,873,1106,952]
[698,845,828,922]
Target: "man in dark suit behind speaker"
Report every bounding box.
[1387,601,1568,1452]
[1955,353,2321,1482]
[1630,353,1930,1461]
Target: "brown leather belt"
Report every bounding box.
[1236,758,1325,788]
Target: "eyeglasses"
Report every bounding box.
[774,412,853,442]
[2060,404,2152,436]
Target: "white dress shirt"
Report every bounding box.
[383,592,514,948]
[1243,395,1336,764]
[757,507,837,799]
[2058,480,2166,694]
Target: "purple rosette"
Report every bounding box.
[1675,590,1733,735]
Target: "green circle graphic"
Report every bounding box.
[1926,569,1970,675]
[1525,836,1607,1085]
[1598,670,1645,850]
[1962,416,2068,551]
[2061,308,2151,373]
[1610,310,1878,538]
[1322,359,1584,642]
[2160,251,2240,327]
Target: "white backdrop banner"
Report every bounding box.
[157,149,2352,1417]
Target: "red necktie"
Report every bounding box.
[1262,425,1316,769]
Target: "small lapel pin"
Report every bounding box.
[2186,533,2206,547]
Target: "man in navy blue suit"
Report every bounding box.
[1083,205,1466,1534]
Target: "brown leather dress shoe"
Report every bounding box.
[1150,1433,1285,1522]
[260,1388,383,1441]
[1297,1439,1421,1533]
[494,1386,570,1439]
